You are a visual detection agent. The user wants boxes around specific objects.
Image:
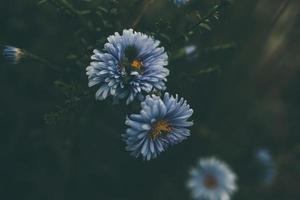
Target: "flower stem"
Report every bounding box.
[131,0,155,29]
[26,51,62,73]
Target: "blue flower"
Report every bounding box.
[187,157,238,200]
[173,0,190,7]
[86,29,169,104]
[3,45,25,64]
[123,92,193,160]
[184,45,197,56]
[255,148,277,185]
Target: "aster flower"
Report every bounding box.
[255,148,277,185]
[187,157,238,200]
[86,29,169,104]
[3,45,25,64]
[173,0,190,7]
[122,92,193,160]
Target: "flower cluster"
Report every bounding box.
[86,33,236,200]
[85,28,240,199]
[87,29,194,161]
[3,1,281,199]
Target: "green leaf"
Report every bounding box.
[97,6,109,14]
[37,0,48,5]
[199,23,211,31]
[79,10,91,15]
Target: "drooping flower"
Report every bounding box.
[255,148,277,185]
[123,92,193,160]
[86,29,169,104]
[173,0,190,7]
[187,157,238,200]
[3,45,25,64]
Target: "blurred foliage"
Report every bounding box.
[0,0,300,200]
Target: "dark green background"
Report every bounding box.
[0,0,299,199]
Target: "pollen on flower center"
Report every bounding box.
[131,59,143,70]
[150,120,172,139]
[203,174,218,189]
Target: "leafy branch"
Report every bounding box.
[170,1,230,48]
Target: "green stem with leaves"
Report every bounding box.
[171,3,223,49]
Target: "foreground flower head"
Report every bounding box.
[255,148,277,185]
[173,0,190,7]
[86,29,169,104]
[3,45,25,64]
[187,157,237,200]
[123,93,193,160]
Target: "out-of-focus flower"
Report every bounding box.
[2,45,25,64]
[255,148,277,185]
[187,157,238,200]
[184,45,197,56]
[86,29,169,104]
[184,44,198,61]
[173,0,190,7]
[123,92,193,160]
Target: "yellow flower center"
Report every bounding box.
[203,174,218,189]
[131,59,143,70]
[150,120,172,139]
